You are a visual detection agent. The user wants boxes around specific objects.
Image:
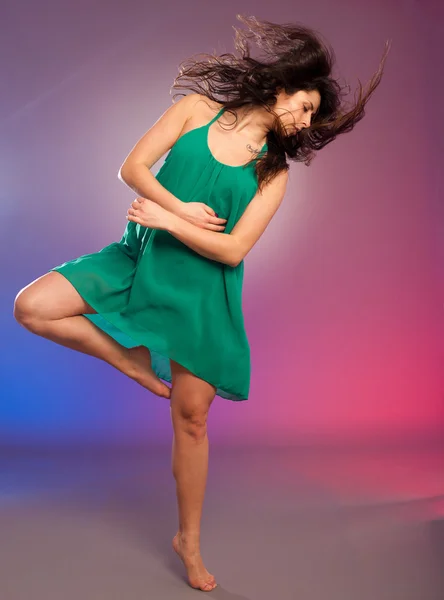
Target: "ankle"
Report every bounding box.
[179,530,201,543]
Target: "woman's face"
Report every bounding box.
[272,88,321,134]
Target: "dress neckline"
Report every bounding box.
[206,107,268,169]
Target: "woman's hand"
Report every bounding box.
[177,202,227,232]
[126,197,172,230]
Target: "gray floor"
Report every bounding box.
[1,441,443,599]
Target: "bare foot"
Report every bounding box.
[125,346,170,398]
[172,532,217,592]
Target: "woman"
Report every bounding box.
[13,15,389,592]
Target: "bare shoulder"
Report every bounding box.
[185,93,221,108]
[262,168,289,191]
[180,93,224,130]
[119,93,222,174]
[246,168,289,215]
[250,168,289,203]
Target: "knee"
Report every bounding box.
[13,289,40,331]
[174,406,208,442]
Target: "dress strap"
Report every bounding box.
[258,142,268,156]
[206,107,225,126]
[206,106,268,160]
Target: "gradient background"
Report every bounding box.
[1,0,443,448]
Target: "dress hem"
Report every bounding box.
[50,267,249,402]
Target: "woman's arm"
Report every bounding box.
[121,163,184,216]
[131,169,288,267]
[225,169,289,264]
[119,94,226,230]
[118,94,197,215]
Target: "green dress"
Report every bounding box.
[49,107,268,401]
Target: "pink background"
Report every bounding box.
[2,0,443,446]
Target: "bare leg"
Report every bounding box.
[169,359,217,592]
[13,272,170,398]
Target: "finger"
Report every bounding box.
[205,224,225,232]
[203,205,217,216]
[127,209,137,216]
[207,216,227,225]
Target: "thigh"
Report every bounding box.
[169,359,217,418]
[14,271,97,321]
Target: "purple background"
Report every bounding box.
[2,1,443,446]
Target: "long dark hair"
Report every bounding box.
[171,15,391,192]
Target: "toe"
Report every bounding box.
[207,580,217,590]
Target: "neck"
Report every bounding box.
[228,104,269,147]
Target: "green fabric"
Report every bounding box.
[50,107,267,401]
